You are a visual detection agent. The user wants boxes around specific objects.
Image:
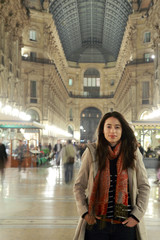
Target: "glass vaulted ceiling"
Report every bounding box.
[49,0,132,63]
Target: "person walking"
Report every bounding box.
[53,140,62,166]
[17,141,26,172]
[62,140,76,184]
[137,142,144,156]
[0,142,8,184]
[73,111,150,240]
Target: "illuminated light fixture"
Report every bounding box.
[45,124,72,137]
[135,131,138,137]
[12,108,20,117]
[19,111,31,121]
[0,103,31,121]
[143,109,160,120]
[3,105,12,114]
[23,53,29,57]
[151,54,155,59]
[19,111,27,119]
[25,114,31,121]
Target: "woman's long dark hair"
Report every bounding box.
[96,111,137,170]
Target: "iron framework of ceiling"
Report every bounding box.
[49,0,132,63]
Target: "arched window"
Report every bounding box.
[68,125,73,135]
[83,68,100,97]
[27,109,40,122]
[69,108,73,121]
[80,107,102,142]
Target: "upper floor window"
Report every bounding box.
[83,68,100,97]
[142,81,149,104]
[144,32,151,43]
[30,80,36,97]
[84,77,100,87]
[30,51,37,60]
[69,78,73,86]
[69,108,73,121]
[29,30,37,41]
[144,53,153,62]
[30,80,37,103]
[110,79,115,86]
[1,55,4,66]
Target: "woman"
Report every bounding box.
[73,111,150,240]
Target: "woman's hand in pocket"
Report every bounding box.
[122,217,138,227]
[84,214,96,225]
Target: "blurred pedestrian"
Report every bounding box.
[154,153,160,184]
[48,143,52,153]
[146,146,155,158]
[39,142,42,151]
[62,140,76,183]
[17,141,26,172]
[53,140,62,166]
[79,143,86,158]
[0,142,8,183]
[137,142,144,156]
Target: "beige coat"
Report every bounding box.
[62,144,76,164]
[73,144,150,240]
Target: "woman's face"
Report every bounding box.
[103,117,122,146]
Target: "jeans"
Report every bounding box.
[64,163,74,183]
[85,220,137,240]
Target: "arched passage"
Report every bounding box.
[26,109,40,122]
[80,107,102,142]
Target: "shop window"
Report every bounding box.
[29,30,37,41]
[144,32,151,43]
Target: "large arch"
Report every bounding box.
[26,108,41,122]
[80,107,102,143]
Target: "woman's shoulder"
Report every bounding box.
[87,142,96,150]
[85,142,97,162]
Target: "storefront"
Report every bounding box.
[0,120,44,167]
[132,120,160,153]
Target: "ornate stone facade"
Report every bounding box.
[0,0,159,144]
[0,0,29,108]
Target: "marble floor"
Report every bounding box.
[0,160,160,240]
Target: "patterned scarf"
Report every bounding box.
[88,142,128,217]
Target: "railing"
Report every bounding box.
[22,56,54,65]
[127,58,154,65]
[69,93,114,99]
